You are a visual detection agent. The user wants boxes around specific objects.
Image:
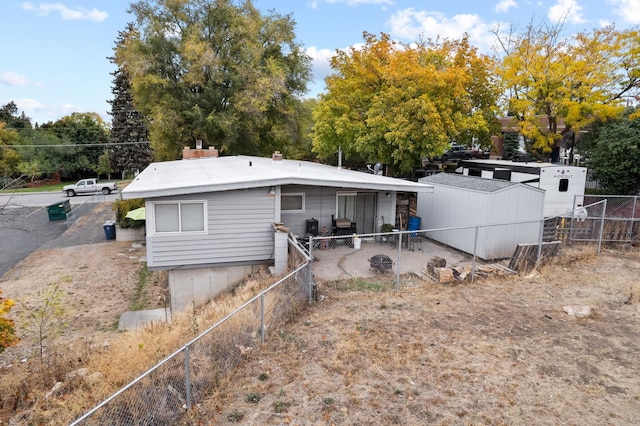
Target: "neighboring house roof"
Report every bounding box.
[122,155,434,199]
[420,172,543,194]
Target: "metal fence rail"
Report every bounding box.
[71,236,311,425]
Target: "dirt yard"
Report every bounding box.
[0,238,167,367]
[1,216,640,425]
[190,247,640,425]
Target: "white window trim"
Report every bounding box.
[281,192,305,213]
[151,200,207,235]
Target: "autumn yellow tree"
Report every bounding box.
[312,32,501,174]
[496,20,640,155]
[0,290,19,353]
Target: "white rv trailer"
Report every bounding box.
[458,159,587,218]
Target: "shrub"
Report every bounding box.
[113,198,145,229]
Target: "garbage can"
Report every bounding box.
[103,221,116,240]
[46,200,71,221]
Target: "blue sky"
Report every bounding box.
[1,0,638,125]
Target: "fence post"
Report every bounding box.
[536,217,544,268]
[396,231,401,291]
[471,226,478,283]
[308,238,315,302]
[184,345,192,410]
[260,293,265,343]
[597,199,607,255]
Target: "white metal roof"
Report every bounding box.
[121,155,434,199]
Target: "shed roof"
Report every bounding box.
[419,172,543,194]
[122,155,433,199]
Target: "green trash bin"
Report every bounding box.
[47,200,71,221]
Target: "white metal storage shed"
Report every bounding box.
[417,173,545,260]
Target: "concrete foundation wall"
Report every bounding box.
[169,264,263,312]
[116,226,145,242]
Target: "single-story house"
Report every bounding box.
[121,149,433,311]
[417,172,545,260]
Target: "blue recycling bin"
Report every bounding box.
[103,221,116,240]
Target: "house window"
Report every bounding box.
[559,178,569,192]
[336,192,356,221]
[154,202,206,233]
[282,193,304,213]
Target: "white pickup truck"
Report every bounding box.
[63,178,118,197]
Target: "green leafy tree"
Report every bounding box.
[0,101,32,130]
[0,290,19,353]
[312,32,500,174]
[495,20,639,156]
[0,122,22,176]
[582,110,640,194]
[38,113,110,179]
[108,23,153,178]
[17,159,42,182]
[116,0,312,160]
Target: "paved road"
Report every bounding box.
[0,194,117,278]
[0,190,120,208]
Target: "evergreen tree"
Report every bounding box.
[108,23,152,178]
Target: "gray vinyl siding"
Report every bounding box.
[280,185,394,235]
[146,188,275,269]
[281,185,337,235]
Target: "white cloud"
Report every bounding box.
[547,0,585,25]
[387,8,499,52]
[7,98,82,124]
[305,46,335,83]
[21,2,108,22]
[495,0,517,14]
[0,71,30,87]
[609,0,640,24]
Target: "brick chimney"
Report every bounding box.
[183,145,219,159]
[272,151,283,161]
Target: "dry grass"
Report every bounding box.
[3,245,640,425]
[183,246,640,425]
[0,267,288,425]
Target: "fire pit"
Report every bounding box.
[369,254,393,273]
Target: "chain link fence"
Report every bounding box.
[549,196,640,247]
[70,236,311,425]
[70,201,639,424]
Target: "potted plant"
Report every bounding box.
[379,223,395,244]
[380,223,394,233]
